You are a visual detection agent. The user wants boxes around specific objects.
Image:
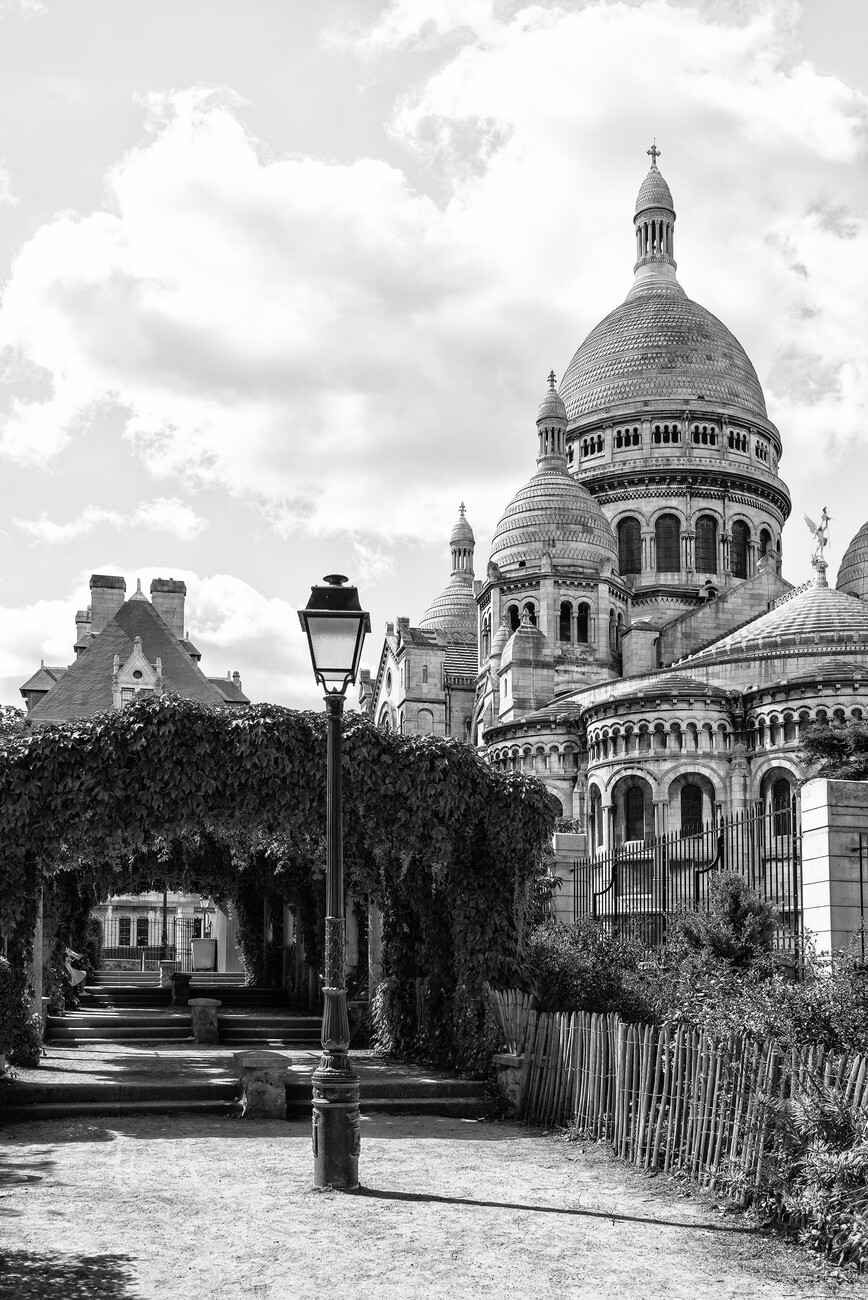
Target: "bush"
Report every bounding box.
[675,871,777,972]
[0,955,42,1066]
[522,917,652,1021]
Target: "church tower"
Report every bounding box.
[561,145,791,628]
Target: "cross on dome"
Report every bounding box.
[647,140,661,167]
[547,370,557,390]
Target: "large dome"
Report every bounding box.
[490,465,618,572]
[837,520,868,600]
[560,283,769,425]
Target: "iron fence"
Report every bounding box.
[99,914,205,967]
[570,799,802,955]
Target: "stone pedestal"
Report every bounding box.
[235,1050,292,1118]
[158,960,176,989]
[189,998,221,1044]
[493,1052,524,1113]
[170,971,193,1006]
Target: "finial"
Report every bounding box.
[459,502,465,516]
[547,370,556,390]
[136,578,142,593]
[647,139,661,167]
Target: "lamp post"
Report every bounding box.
[298,574,370,1190]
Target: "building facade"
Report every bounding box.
[366,150,868,880]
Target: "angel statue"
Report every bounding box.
[804,507,831,561]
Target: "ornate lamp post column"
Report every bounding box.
[298,574,370,1190]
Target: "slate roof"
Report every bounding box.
[19,664,67,694]
[28,598,249,721]
[444,644,478,679]
[208,677,248,703]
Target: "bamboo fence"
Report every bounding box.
[485,985,868,1199]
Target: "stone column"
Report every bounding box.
[641,529,654,574]
[801,778,868,955]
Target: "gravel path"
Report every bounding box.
[0,1113,863,1299]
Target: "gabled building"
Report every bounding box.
[21,573,248,721]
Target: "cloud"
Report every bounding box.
[13,497,207,544]
[0,163,19,208]
[0,6,865,562]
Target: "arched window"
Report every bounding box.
[618,517,641,574]
[588,786,603,848]
[680,784,703,836]
[655,514,681,572]
[523,602,537,626]
[608,610,617,652]
[416,709,434,735]
[759,528,772,557]
[625,787,646,841]
[576,603,589,643]
[772,778,791,835]
[422,664,428,684]
[695,516,718,574]
[731,520,750,579]
[559,602,571,642]
[508,604,520,632]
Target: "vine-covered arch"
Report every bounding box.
[0,695,556,1070]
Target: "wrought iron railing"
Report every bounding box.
[99,914,204,967]
[571,800,802,954]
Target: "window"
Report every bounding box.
[559,602,571,642]
[731,520,750,578]
[625,787,646,841]
[772,778,792,836]
[523,603,537,626]
[416,709,434,735]
[695,516,718,573]
[652,423,680,445]
[118,917,131,947]
[576,603,589,643]
[422,664,428,684]
[680,784,703,836]
[655,515,681,572]
[759,528,772,558]
[618,518,641,574]
[136,917,149,947]
[508,604,520,632]
[385,670,392,694]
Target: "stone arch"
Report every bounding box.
[665,770,720,834]
[611,773,655,845]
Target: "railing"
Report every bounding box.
[572,800,802,954]
[99,914,203,968]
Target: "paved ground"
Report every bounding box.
[1,1111,864,1300]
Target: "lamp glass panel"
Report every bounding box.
[305,614,364,681]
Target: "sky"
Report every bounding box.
[0,0,866,711]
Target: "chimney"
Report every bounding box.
[232,670,242,692]
[150,578,186,638]
[89,575,126,635]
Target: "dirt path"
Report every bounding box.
[0,1113,862,1299]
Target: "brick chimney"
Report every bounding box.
[150,578,186,638]
[89,575,126,635]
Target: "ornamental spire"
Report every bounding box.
[631,143,677,289]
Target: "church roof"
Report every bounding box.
[635,163,674,216]
[688,568,868,662]
[419,574,476,634]
[837,519,868,600]
[28,598,248,721]
[490,465,618,572]
[560,286,769,425]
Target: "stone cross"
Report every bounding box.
[647,141,661,166]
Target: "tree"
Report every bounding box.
[801,719,868,782]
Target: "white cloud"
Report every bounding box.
[0,5,865,565]
[0,162,19,209]
[13,497,207,544]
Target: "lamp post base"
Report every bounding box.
[312,1056,360,1190]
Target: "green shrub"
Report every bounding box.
[522,917,652,1020]
[0,955,42,1066]
[675,871,777,972]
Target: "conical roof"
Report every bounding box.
[635,164,674,216]
[450,502,475,547]
[837,520,868,600]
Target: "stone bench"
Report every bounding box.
[189,998,221,1044]
[235,1051,293,1118]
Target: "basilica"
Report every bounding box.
[362,149,868,855]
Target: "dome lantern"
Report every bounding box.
[536,370,568,469]
[632,141,677,287]
[419,504,477,634]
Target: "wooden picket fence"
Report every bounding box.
[485,986,868,1197]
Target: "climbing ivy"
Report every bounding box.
[0,694,555,1068]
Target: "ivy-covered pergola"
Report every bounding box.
[0,695,555,1068]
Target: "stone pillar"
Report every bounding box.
[641,529,654,574]
[189,998,221,1044]
[729,754,750,817]
[368,903,384,994]
[235,1050,292,1118]
[158,959,176,988]
[801,779,868,955]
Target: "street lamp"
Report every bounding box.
[298,574,370,1190]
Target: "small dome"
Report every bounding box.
[450,502,475,547]
[419,575,475,634]
[501,617,553,670]
[490,466,618,572]
[490,618,511,660]
[837,520,868,600]
[635,164,674,216]
[537,372,567,425]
